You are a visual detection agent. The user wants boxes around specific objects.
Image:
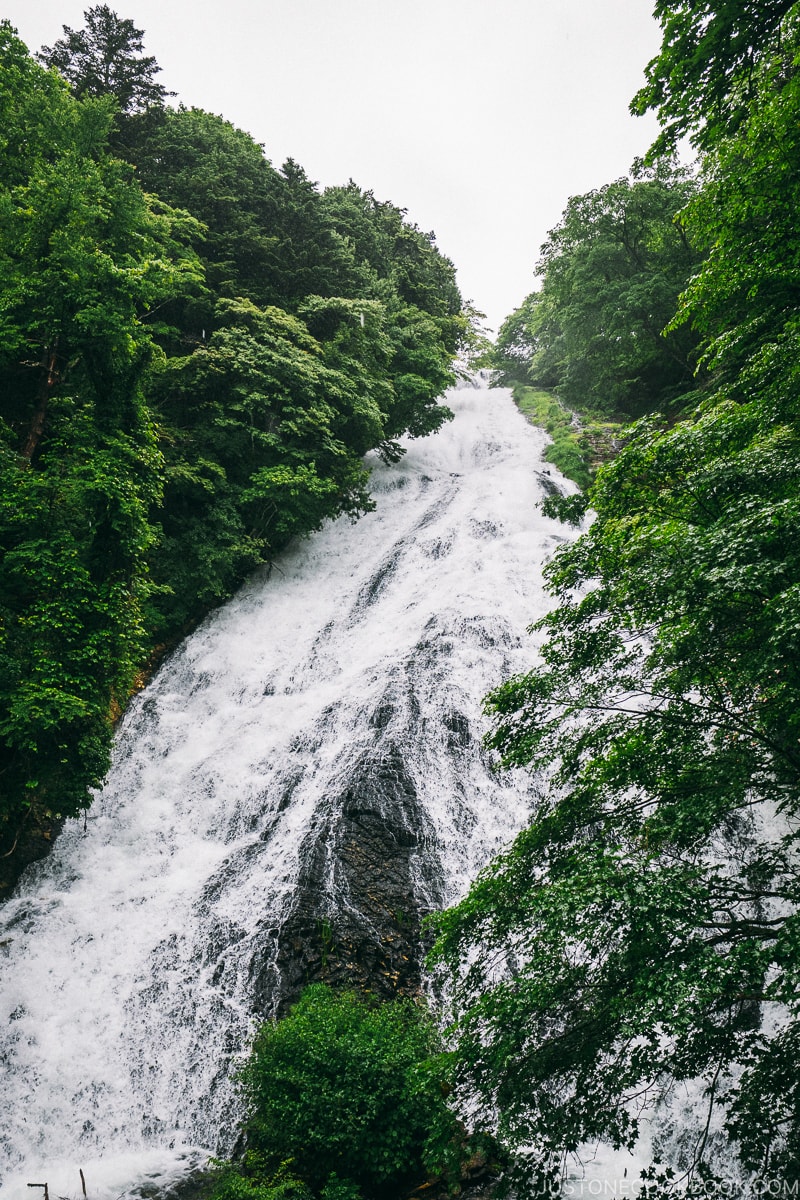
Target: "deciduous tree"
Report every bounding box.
[494,163,701,418]
[433,9,800,1189]
[0,23,200,851]
[631,0,797,154]
[213,984,473,1199]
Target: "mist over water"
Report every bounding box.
[0,380,580,1199]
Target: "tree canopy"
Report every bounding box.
[211,984,479,1200]
[38,4,170,113]
[122,105,461,638]
[0,20,200,842]
[0,17,463,883]
[631,0,798,155]
[493,162,702,420]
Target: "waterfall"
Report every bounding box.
[0,381,577,1199]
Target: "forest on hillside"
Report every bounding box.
[0,7,467,872]
[432,1,800,1193]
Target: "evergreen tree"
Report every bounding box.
[38,4,170,113]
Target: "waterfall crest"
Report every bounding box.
[0,381,575,1199]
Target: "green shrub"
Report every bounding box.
[231,984,466,1198]
[511,384,622,490]
[544,436,591,490]
[319,1176,362,1200]
[210,1161,313,1200]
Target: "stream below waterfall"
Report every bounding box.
[1,379,592,1198]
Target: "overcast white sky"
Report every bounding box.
[4,0,663,332]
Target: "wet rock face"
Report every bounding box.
[535,469,563,498]
[0,808,64,900]
[253,743,441,1016]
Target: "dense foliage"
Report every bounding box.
[630,0,797,155]
[432,1,800,1191]
[0,22,200,843]
[0,12,463,867]
[121,109,462,637]
[493,163,702,421]
[38,4,171,113]
[211,985,475,1200]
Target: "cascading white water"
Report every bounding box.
[0,380,579,1199]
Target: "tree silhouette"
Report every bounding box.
[39,5,171,113]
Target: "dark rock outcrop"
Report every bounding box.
[0,806,64,900]
[250,742,441,1016]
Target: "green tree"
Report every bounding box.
[494,163,701,419]
[631,0,797,155]
[125,105,283,320]
[432,13,800,1190]
[431,386,800,1187]
[261,160,366,307]
[669,53,800,390]
[1,18,463,876]
[129,112,361,313]
[125,115,459,640]
[491,292,541,386]
[144,297,386,637]
[214,985,472,1199]
[38,4,170,113]
[127,109,458,453]
[321,182,464,340]
[0,24,200,852]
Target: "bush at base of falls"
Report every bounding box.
[211,984,481,1200]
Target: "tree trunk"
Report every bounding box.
[21,342,59,462]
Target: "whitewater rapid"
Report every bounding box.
[0,380,577,1198]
